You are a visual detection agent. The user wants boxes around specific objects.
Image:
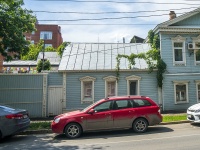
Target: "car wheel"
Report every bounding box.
[133,118,148,133]
[64,123,82,139]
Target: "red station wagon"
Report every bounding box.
[51,96,162,138]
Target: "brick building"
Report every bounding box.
[24,23,63,48]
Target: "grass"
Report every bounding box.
[162,114,187,122]
[28,114,188,130]
[29,121,51,130]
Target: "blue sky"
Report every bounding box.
[23,0,198,43]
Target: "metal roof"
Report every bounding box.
[37,52,61,65]
[59,43,151,71]
[3,60,37,66]
[3,52,61,66]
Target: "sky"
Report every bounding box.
[23,0,199,43]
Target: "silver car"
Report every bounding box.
[0,105,30,139]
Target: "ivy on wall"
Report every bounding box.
[115,30,167,88]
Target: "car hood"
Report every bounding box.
[56,110,83,118]
[188,103,200,110]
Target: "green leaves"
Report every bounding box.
[0,0,36,61]
[36,60,51,73]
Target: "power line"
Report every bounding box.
[32,0,200,5]
[38,12,185,22]
[33,7,198,14]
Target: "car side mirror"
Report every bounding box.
[88,109,95,114]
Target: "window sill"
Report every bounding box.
[175,101,189,104]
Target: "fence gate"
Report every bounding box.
[48,86,63,116]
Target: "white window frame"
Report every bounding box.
[40,31,53,40]
[195,80,200,103]
[103,76,118,97]
[171,35,186,66]
[173,80,189,104]
[126,75,141,95]
[80,76,96,104]
[192,35,200,65]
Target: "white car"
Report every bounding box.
[187,103,200,123]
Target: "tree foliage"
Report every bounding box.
[36,60,51,73]
[57,42,70,57]
[0,0,36,61]
[21,40,43,60]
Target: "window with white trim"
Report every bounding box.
[195,80,200,102]
[40,31,52,40]
[44,44,52,48]
[103,76,118,97]
[194,50,200,65]
[171,35,186,66]
[80,76,96,103]
[173,81,189,104]
[126,75,141,95]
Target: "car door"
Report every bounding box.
[112,100,134,128]
[85,101,113,131]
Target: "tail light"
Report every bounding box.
[6,114,23,119]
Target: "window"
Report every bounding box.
[195,80,200,102]
[80,76,96,103]
[171,35,186,65]
[194,50,200,65]
[31,40,34,44]
[126,75,141,95]
[103,76,118,97]
[44,44,52,48]
[31,31,35,35]
[132,99,151,107]
[94,101,112,112]
[115,100,132,109]
[173,81,189,104]
[40,31,52,40]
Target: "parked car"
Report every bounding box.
[51,96,162,138]
[187,103,200,123]
[0,105,30,139]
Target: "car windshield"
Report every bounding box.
[81,99,103,112]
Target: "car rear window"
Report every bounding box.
[132,99,151,107]
[0,106,15,111]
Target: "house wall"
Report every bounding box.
[65,71,158,110]
[160,33,200,111]
[163,74,200,111]
[0,74,46,117]
[160,33,200,74]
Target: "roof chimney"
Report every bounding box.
[169,11,176,20]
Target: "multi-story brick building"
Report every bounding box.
[24,22,63,48]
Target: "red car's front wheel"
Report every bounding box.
[64,123,82,139]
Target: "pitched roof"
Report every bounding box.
[37,52,61,65]
[59,43,151,71]
[154,7,200,33]
[3,52,61,66]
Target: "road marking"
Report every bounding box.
[85,133,200,146]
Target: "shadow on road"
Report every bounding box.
[190,123,200,127]
[54,125,174,140]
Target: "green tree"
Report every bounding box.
[0,0,36,61]
[36,60,51,73]
[21,40,43,60]
[57,42,70,57]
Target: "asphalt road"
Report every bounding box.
[1,123,200,150]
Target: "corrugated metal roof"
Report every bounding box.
[3,60,37,66]
[59,43,151,71]
[37,52,61,65]
[3,52,61,66]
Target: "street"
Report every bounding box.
[1,123,200,150]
